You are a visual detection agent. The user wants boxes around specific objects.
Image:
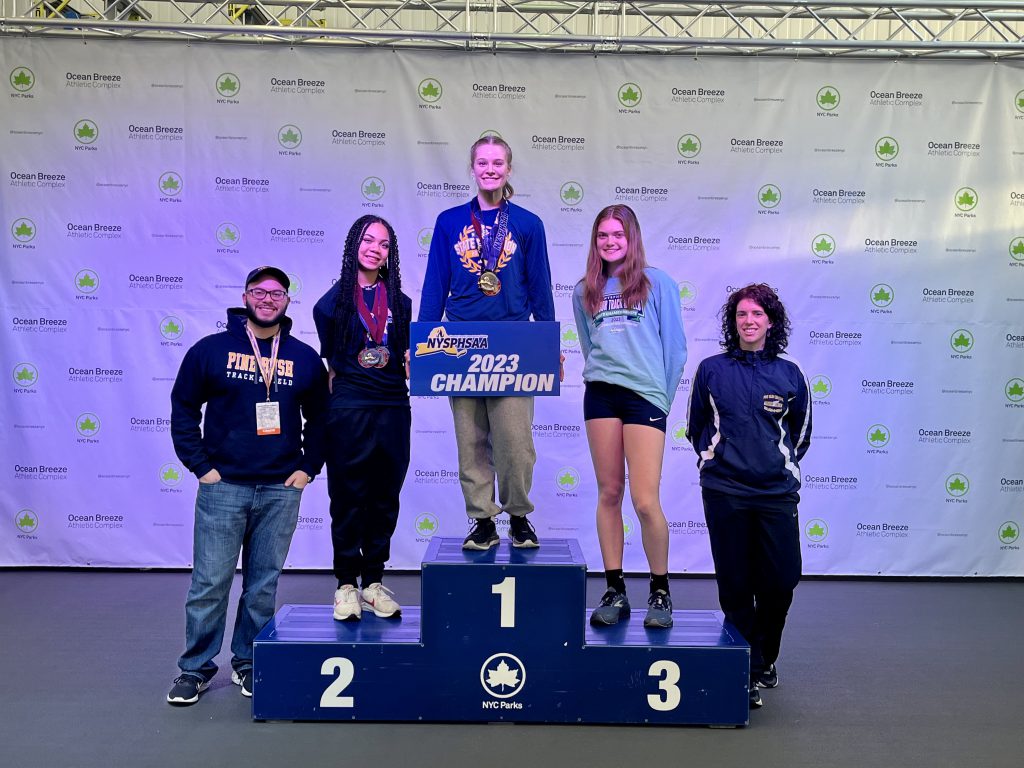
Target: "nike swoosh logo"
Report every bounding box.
[649,416,665,422]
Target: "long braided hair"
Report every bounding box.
[331,215,409,356]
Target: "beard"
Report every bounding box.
[244,297,287,328]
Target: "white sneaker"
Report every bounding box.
[333,584,361,621]
[361,582,401,618]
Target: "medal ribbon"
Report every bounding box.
[355,281,389,346]
[244,325,281,401]
[470,199,509,274]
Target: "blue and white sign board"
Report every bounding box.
[252,538,750,726]
[409,321,560,397]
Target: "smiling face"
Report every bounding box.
[595,216,628,275]
[735,297,772,351]
[472,143,511,197]
[357,222,390,279]
[243,277,290,329]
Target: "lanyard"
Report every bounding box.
[355,281,389,345]
[245,325,281,401]
[470,199,509,273]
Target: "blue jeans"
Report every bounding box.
[178,481,301,679]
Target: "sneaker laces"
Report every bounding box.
[598,588,623,607]
[648,590,670,611]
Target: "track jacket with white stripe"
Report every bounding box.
[686,349,812,498]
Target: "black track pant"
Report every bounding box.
[326,406,411,587]
[702,488,802,680]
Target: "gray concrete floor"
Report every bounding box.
[1,571,1021,768]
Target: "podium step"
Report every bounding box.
[253,539,749,725]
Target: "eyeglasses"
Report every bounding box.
[247,288,288,301]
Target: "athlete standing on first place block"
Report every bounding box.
[418,135,555,550]
[572,205,687,629]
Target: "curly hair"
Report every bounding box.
[332,215,409,355]
[719,283,790,357]
[581,205,650,315]
[469,134,514,199]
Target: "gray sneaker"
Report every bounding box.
[643,589,674,628]
[590,588,631,626]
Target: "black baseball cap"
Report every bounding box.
[245,266,290,290]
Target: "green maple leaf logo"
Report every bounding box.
[815,238,833,253]
[162,466,181,482]
[1000,524,1018,541]
[673,424,687,441]
[219,76,238,94]
[364,180,382,196]
[13,70,32,87]
[869,428,888,444]
[952,333,971,350]
[877,141,896,158]
[760,187,779,204]
[161,176,180,192]
[77,123,96,140]
[14,222,33,237]
[1012,240,1024,256]
[78,273,97,288]
[17,512,36,530]
[812,379,829,394]
[78,417,98,433]
[818,89,837,106]
[558,471,576,488]
[620,86,640,104]
[16,367,36,383]
[562,328,579,343]
[807,523,825,538]
[220,227,236,242]
[417,518,436,533]
[948,477,967,493]
[872,286,891,303]
[419,232,432,248]
[957,191,975,207]
[421,81,439,98]
[1018,97,1024,109]
[679,137,699,153]
[486,660,520,691]
[162,320,181,335]
[280,128,300,145]
[1007,382,1024,397]
[679,286,694,301]
[562,185,581,201]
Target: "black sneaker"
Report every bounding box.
[462,517,499,550]
[508,515,539,548]
[749,683,763,708]
[231,668,253,697]
[757,663,778,689]
[166,674,209,706]
[643,589,674,628]
[590,588,631,626]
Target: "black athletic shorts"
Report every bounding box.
[583,380,667,432]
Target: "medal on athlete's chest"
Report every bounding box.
[356,281,391,369]
[478,269,501,296]
[471,200,509,296]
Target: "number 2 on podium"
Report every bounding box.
[491,576,516,628]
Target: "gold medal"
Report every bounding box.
[358,347,382,368]
[478,269,501,297]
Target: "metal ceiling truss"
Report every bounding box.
[3,1,1024,57]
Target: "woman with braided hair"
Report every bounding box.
[313,215,412,621]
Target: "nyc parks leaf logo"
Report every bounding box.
[677,134,701,158]
[216,222,240,246]
[362,176,385,201]
[12,218,35,242]
[160,316,184,340]
[159,172,182,196]
[618,83,642,107]
[560,182,583,206]
[13,363,39,387]
[950,329,974,353]
[1006,378,1024,402]
[874,137,899,161]
[278,124,302,149]
[556,467,580,491]
[811,375,832,399]
[561,325,579,347]
[77,413,100,437]
[418,78,442,104]
[480,653,526,698]
[11,67,34,92]
[414,513,438,537]
[418,228,433,250]
[75,269,99,294]
[671,421,688,445]
[216,73,240,97]
[805,518,828,542]
[1016,90,1024,115]
[15,509,39,533]
[870,283,894,307]
[945,473,969,498]
[812,234,835,257]
[160,462,183,486]
[954,187,978,211]
[74,119,98,144]
[866,424,889,447]
[816,86,840,110]
[678,281,697,306]
[999,522,1020,544]
[758,184,781,209]
[1009,238,1024,262]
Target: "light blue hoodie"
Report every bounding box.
[572,267,687,414]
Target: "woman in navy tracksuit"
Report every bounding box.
[687,283,811,709]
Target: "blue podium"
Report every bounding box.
[253,538,750,726]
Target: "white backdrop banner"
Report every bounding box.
[2,38,1022,575]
